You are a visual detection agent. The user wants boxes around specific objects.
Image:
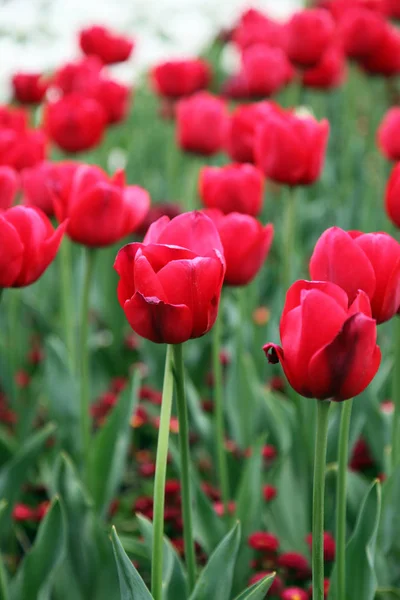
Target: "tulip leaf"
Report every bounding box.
[329,480,381,600]
[87,369,140,517]
[0,422,55,536]
[10,497,66,600]
[189,522,241,600]
[136,514,188,600]
[111,527,153,600]
[233,572,276,600]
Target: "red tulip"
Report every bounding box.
[255,109,329,186]
[114,211,225,344]
[264,280,381,401]
[0,105,28,132]
[281,588,308,600]
[0,128,46,172]
[232,9,288,51]
[277,551,311,578]
[52,56,103,95]
[93,78,131,124]
[309,227,400,324]
[338,8,387,60]
[378,108,400,160]
[241,44,294,97]
[286,9,336,67]
[12,72,48,104]
[0,166,18,211]
[204,209,273,286]
[226,101,281,163]
[248,531,279,552]
[306,532,336,561]
[302,46,347,89]
[199,163,264,216]
[385,0,400,18]
[44,93,106,153]
[323,0,386,19]
[79,25,134,65]
[176,92,228,156]
[385,162,400,227]
[0,206,66,287]
[21,160,79,216]
[53,165,150,247]
[360,24,400,75]
[150,59,211,98]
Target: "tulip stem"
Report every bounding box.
[391,317,400,471]
[80,248,96,475]
[336,398,352,600]
[312,400,331,600]
[172,343,197,592]
[283,186,296,293]
[212,311,230,519]
[151,345,175,600]
[59,238,75,372]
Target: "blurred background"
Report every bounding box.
[0,0,302,100]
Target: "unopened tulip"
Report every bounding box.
[241,44,294,97]
[114,211,225,344]
[12,72,48,104]
[151,59,211,98]
[79,25,134,65]
[361,24,400,75]
[286,9,336,67]
[302,46,346,89]
[264,280,381,400]
[338,8,387,59]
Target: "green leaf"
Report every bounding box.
[111,527,153,600]
[0,423,56,535]
[189,522,241,600]
[233,572,276,600]
[329,480,381,600]
[0,501,9,600]
[87,369,140,517]
[45,337,81,462]
[136,514,187,600]
[10,498,65,600]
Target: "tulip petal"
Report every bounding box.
[0,215,23,287]
[282,279,348,321]
[123,185,151,232]
[123,292,193,344]
[308,313,381,400]
[134,253,167,301]
[114,242,143,304]
[154,211,224,258]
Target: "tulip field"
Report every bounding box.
[3,2,400,599]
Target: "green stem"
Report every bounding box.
[312,400,331,600]
[151,345,175,600]
[391,317,400,471]
[212,312,230,518]
[59,238,75,372]
[8,291,19,412]
[172,343,197,592]
[283,186,296,294]
[336,399,353,600]
[80,248,96,474]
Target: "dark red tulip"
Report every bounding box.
[199,163,264,216]
[150,59,211,98]
[0,206,66,288]
[0,128,46,172]
[21,160,80,216]
[360,24,400,75]
[176,92,229,156]
[385,162,400,227]
[204,209,273,286]
[52,56,103,95]
[241,44,294,97]
[309,227,400,324]
[286,9,336,67]
[232,8,288,51]
[226,101,282,163]
[264,280,381,401]
[44,93,107,153]
[0,166,18,211]
[302,46,347,89]
[248,531,279,552]
[255,109,329,186]
[79,25,134,65]
[378,108,400,160]
[338,8,387,60]
[114,211,225,344]
[12,72,48,105]
[93,78,131,124]
[53,165,150,247]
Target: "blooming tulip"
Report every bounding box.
[378,108,400,160]
[176,92,228,156]
[0,166,18,211]
[12,72,48,104]
[44,93,106,153]
[286,9,336,67]
[264,280,381,400]
[114,211,225,344]
[53,165,150,247]
[0,206,66,287]
[241,44,294,97]
[150,59,211,98]
[309,227,400,324]
[255,110,329,186]
[21,160,79,216]
[79,25,134,65]
[199,163,264,216]
[204,209,273,286]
